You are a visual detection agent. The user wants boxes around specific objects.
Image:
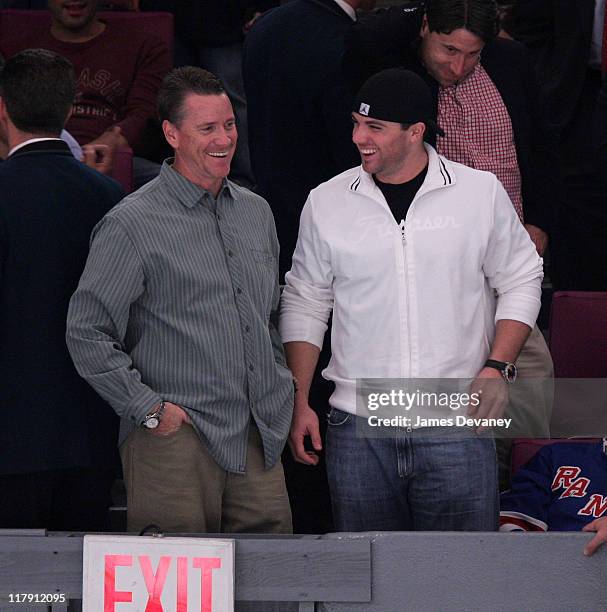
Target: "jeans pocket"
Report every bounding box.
[327,407,351,427]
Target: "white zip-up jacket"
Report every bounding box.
[279,145,543,415]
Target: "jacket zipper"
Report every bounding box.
[402,185,431,382]
[399,219,413,433]
[399,218,413,380]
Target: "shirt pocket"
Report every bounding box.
[251,249,274,268]
[245,249,276,318]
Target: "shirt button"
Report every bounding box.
[245,325,250,332]
[249,364,254,371]
[236,288,242,295]
[228,250,234,257]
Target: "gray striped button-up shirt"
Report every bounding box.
[66,161,294,472]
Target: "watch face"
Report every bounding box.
[504,363,517,383]
[144,416,160,429]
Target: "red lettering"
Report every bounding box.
[104,555,133,612]
[193,557,221,612]
[138,555,172,612]
[579,494,607,518]
[559,477,590,499]
[551,466,581,491]
[177,557,188,612]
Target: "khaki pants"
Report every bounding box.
[497,325,554,489]
[120,422,292,534]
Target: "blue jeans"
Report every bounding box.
[325,408,499,532]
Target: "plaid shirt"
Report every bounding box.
[436,63,524,222]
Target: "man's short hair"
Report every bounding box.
[425,0,498,42]
[0,48,75,136]
[158,67,226,126]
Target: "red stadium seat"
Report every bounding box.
[510,438,599,476]
[513,294,607,476]
[112,146,134,193]
[548,291,607,378]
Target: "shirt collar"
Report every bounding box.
[159,159,235,208]
[8,137,64,158]
[352,143,456,199]
[333,0,356,21]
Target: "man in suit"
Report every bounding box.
[242,0,376,532]
[243,0,376,279]
[0,48,124,530]
[511,0,607,290]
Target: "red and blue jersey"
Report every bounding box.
[500,441,607,532]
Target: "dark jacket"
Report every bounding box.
[343,2,559,234]
[598,76,607,174]
[243,0,360,276]
[0,140,124,474]
[144,0,280,46]
[511,0,596,132]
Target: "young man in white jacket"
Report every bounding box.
[279,68,544,531]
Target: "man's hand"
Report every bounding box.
[148,401,192,437]
[81,143,113,175]
[524,223,548,256]
[468,367,509,433]
[88,125,129,151]
[288,402,322,465]
[583,517,607,556]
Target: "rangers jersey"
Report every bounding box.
[500,440,607,531]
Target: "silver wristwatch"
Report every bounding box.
[142,401,165,429]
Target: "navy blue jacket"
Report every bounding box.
[0,140,124,474]
[243,0,360,277]
[511,0,596,132]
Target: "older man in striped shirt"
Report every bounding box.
[67,67,294,534]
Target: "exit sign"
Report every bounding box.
[83,535,234,611]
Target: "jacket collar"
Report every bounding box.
[8,138,71,159]
[305,0,355,21]
[332,0,356,20]
[349,143,456,200]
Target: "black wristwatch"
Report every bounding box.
[484,359,517,384]
[142,401,165,429]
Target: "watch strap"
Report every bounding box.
[484,359,517,383]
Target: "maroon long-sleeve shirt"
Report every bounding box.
[1,21,171,151]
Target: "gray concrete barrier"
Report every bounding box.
[0,531,605,611]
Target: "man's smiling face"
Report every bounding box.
[352,112,418,182]
[164,92,237,193]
